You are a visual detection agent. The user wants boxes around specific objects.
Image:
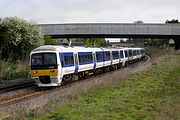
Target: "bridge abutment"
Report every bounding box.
[174,38,180,49]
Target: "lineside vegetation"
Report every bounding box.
[0,17,44,61]
[0,17,44,80]
[33,55,180,120]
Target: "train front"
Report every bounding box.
[30,46,61,87]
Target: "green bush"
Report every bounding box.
[0,60,29,80]
[0,17,44,61]
[145,46,167,58]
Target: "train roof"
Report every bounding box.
[32,45,72,52]
[31,45,144,54]
[31,45,103,53]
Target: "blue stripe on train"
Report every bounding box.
[93,62,96,70]
[75,64,78,74]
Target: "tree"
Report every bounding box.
[149,39,168,47]
[44,36,59,45]
[83,38,106,47]
[0,17,44,61]
[166,19,179,23]
[134,21,144,24]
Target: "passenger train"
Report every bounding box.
[30,45,145,87]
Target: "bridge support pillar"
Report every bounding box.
[174,38,180,50]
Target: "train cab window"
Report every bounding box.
[60,53,74,67]
[125,50,128,57]
[96,52,103,62]
[120,51,124,58]
[44,53,57,65]
[112,51,119,59]
[31,54,43,66]
[31,53,57,66]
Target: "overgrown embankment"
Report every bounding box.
[34,55,180,120]
[145,46,167,58]
[0,61,29,80]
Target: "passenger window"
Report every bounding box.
[125,50,128,57]
[112,51,119,59]
[133,50,136,56]
[96,52,103,62]
[137,50,139,55]
[120,51,124,58]
[105,51,110,61]
[60,53,74,67]
[78,52,93,64]
[128,50,132,57]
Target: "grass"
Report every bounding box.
[32,55,180,120]
[145,46,167,58]
[0,60,29,80]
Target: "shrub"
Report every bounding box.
[0,60,29,80]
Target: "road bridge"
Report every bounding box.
[39,23,180,49]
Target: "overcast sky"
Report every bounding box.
[0,0,179,24]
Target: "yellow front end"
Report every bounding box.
[31,69,58,77]
[30,51,61,87]
[31,69,61,87]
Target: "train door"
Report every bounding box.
[74,53,79,74]
[92,52,96,70]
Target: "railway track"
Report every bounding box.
[0,56,150,108]
[0,81,35,94]
[0,78,79,108]
[0,73,102,108]
[0,91,39,108]
[0,83,73,108]
[0,66,134,108]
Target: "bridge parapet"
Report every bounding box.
[39,23,180,36]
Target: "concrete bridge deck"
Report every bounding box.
[39,23,180,37]
[39,23,180,48]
